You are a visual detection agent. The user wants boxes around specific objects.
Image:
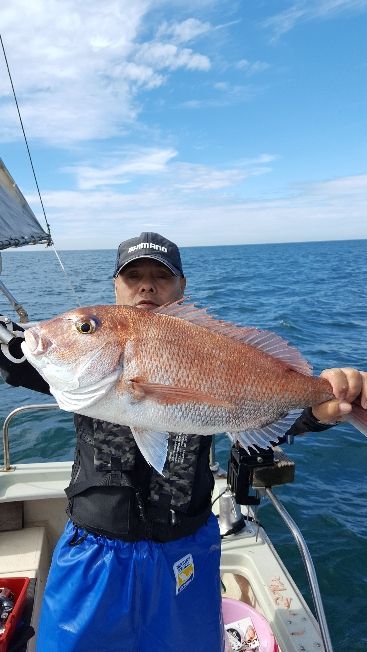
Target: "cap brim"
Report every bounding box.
[114,253,182,278]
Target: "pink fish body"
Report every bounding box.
[21,302,365,473]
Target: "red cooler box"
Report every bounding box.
[0,577,30,652]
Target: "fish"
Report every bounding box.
[21,302,367,474]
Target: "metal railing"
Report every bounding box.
[1,403,59,471]
[266,488,334,652]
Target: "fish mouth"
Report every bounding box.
[24,328,53,356]
[21,339,79,390]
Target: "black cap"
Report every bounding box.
[113,232,184,278]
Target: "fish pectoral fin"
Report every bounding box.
[130,427,169,475]
[227,409,303,453]
[129,377,232,407]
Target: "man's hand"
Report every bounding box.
[312,368,367,424]
[0,314,50,394]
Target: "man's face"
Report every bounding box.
[114,258,186,310]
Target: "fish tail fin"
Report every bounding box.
[345,403,367,437]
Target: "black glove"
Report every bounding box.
[0,315,50,394]
[277,406,333,445]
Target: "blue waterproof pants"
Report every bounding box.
[37,515,224,651]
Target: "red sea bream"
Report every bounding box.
[21,303,367,473]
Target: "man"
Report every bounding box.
[0,231,366,652]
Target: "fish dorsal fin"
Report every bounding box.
[154,301,312,375]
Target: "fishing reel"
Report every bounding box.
[0,314,25,364]
[218,444,295,537]
[227,444,295,506]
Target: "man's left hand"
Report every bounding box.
[312,368,367,424]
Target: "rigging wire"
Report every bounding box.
[0,33,81,308]
[0,34,52,243]
[51,249,82,308]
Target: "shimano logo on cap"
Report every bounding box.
[128,243,168,253]
[114,232,183,278]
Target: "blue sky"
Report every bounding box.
[0,0,366,249]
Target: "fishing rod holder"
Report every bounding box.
[227,444,295,505]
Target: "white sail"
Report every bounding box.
[0,158,51,250]
[0,158,52,322]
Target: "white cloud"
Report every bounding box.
[23,152,367,248]
[135,42,210,71]
[0,0,211,145]
[63,148,274,191]
[181,83,256,108]
[302,173,367,198]
[236,59,270,75]
[157,18,212,43]
[264,0,367,38]
[170,160,272,191]
[67,148,178,190]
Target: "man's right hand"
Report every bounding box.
[0,315,50,394]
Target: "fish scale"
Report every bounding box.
[128,312,326,409]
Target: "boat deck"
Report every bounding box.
[0,462,325,651]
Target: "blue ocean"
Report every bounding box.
[0,239,366,651]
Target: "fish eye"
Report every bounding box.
[75,319,97,334]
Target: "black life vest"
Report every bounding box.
[65,414,214,542]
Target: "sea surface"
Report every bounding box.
[1,239,366,651]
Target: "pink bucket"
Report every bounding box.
[222,598,278,652]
